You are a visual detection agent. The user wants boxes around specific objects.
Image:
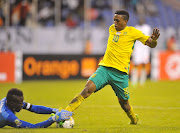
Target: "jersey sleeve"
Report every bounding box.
[5,109,54,128]
[7,113,54,128]
[23,102,58,114]
[132,27,150,44]
[18,118,54,128]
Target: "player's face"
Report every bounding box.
[12,95,24,112]
[114,14,127,31]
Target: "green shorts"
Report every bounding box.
[88,66,129,100]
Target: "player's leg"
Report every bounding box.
[109,67,138,124]
[80,80,96,98]
[65,66,109,112]
[65,80,96,112]
[118,98,138,124]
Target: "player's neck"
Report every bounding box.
[117,26,127,31]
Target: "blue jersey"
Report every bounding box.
[0,98,58,128]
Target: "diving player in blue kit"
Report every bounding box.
[0,88,73,128]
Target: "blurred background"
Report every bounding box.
[0,0,180,83]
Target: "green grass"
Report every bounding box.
[0,80,180,133]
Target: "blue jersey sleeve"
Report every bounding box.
[23,102,58,114]
[18,118,54,128]
[5,109,54,128]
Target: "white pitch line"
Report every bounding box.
[86,105,180,110]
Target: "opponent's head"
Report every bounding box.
[114,10,129,31]
[6,88,24,113]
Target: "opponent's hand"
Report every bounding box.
[52,109,73,122]
[151,28,160,41]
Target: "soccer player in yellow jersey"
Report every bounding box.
[64,10,160,124]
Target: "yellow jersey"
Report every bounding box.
[99,24,150,74]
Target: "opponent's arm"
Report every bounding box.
[6,109,73,128]
[145,28,160,48]
[23,102,58,114]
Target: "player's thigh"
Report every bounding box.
[88,66,109,92]
[109,69,129,100]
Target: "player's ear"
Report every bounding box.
[124,20,128,25]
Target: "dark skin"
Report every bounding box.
[7,95,24,113]
[70,14,160,113]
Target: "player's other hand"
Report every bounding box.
[151,28,160,41]
[52,109,73,122]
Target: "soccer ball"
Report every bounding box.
[56,116,74,128]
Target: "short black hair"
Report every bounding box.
[6,88,23,102]
[115,10,129,21]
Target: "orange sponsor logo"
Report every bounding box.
[81,57,97,77]
[23,57,79,79]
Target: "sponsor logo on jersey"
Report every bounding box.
[14,119,22,127]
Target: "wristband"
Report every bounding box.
[23,102,32,111]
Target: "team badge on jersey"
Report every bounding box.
[14,119,22,127]
[116,32,121,35]
[123,32,127,35]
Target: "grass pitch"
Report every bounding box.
[0,80,180,133]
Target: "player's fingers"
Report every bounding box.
[63,116,70,120]
[155,28,157,34]
[67,112,73,116]
[155,29,160,38]
[155,28,159,34]
[63,112,73,118]
[65,110,74,116]
[154,28,158,34]
[153,28,155,34]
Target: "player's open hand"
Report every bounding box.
[52,109,73,122]
[151,28,160,41]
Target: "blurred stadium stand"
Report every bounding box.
[0,0,180,82]
[0,0,179,52]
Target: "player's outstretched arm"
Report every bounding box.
[7,109,73,128]
[23,102,58,114]
[145,28,160,48]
